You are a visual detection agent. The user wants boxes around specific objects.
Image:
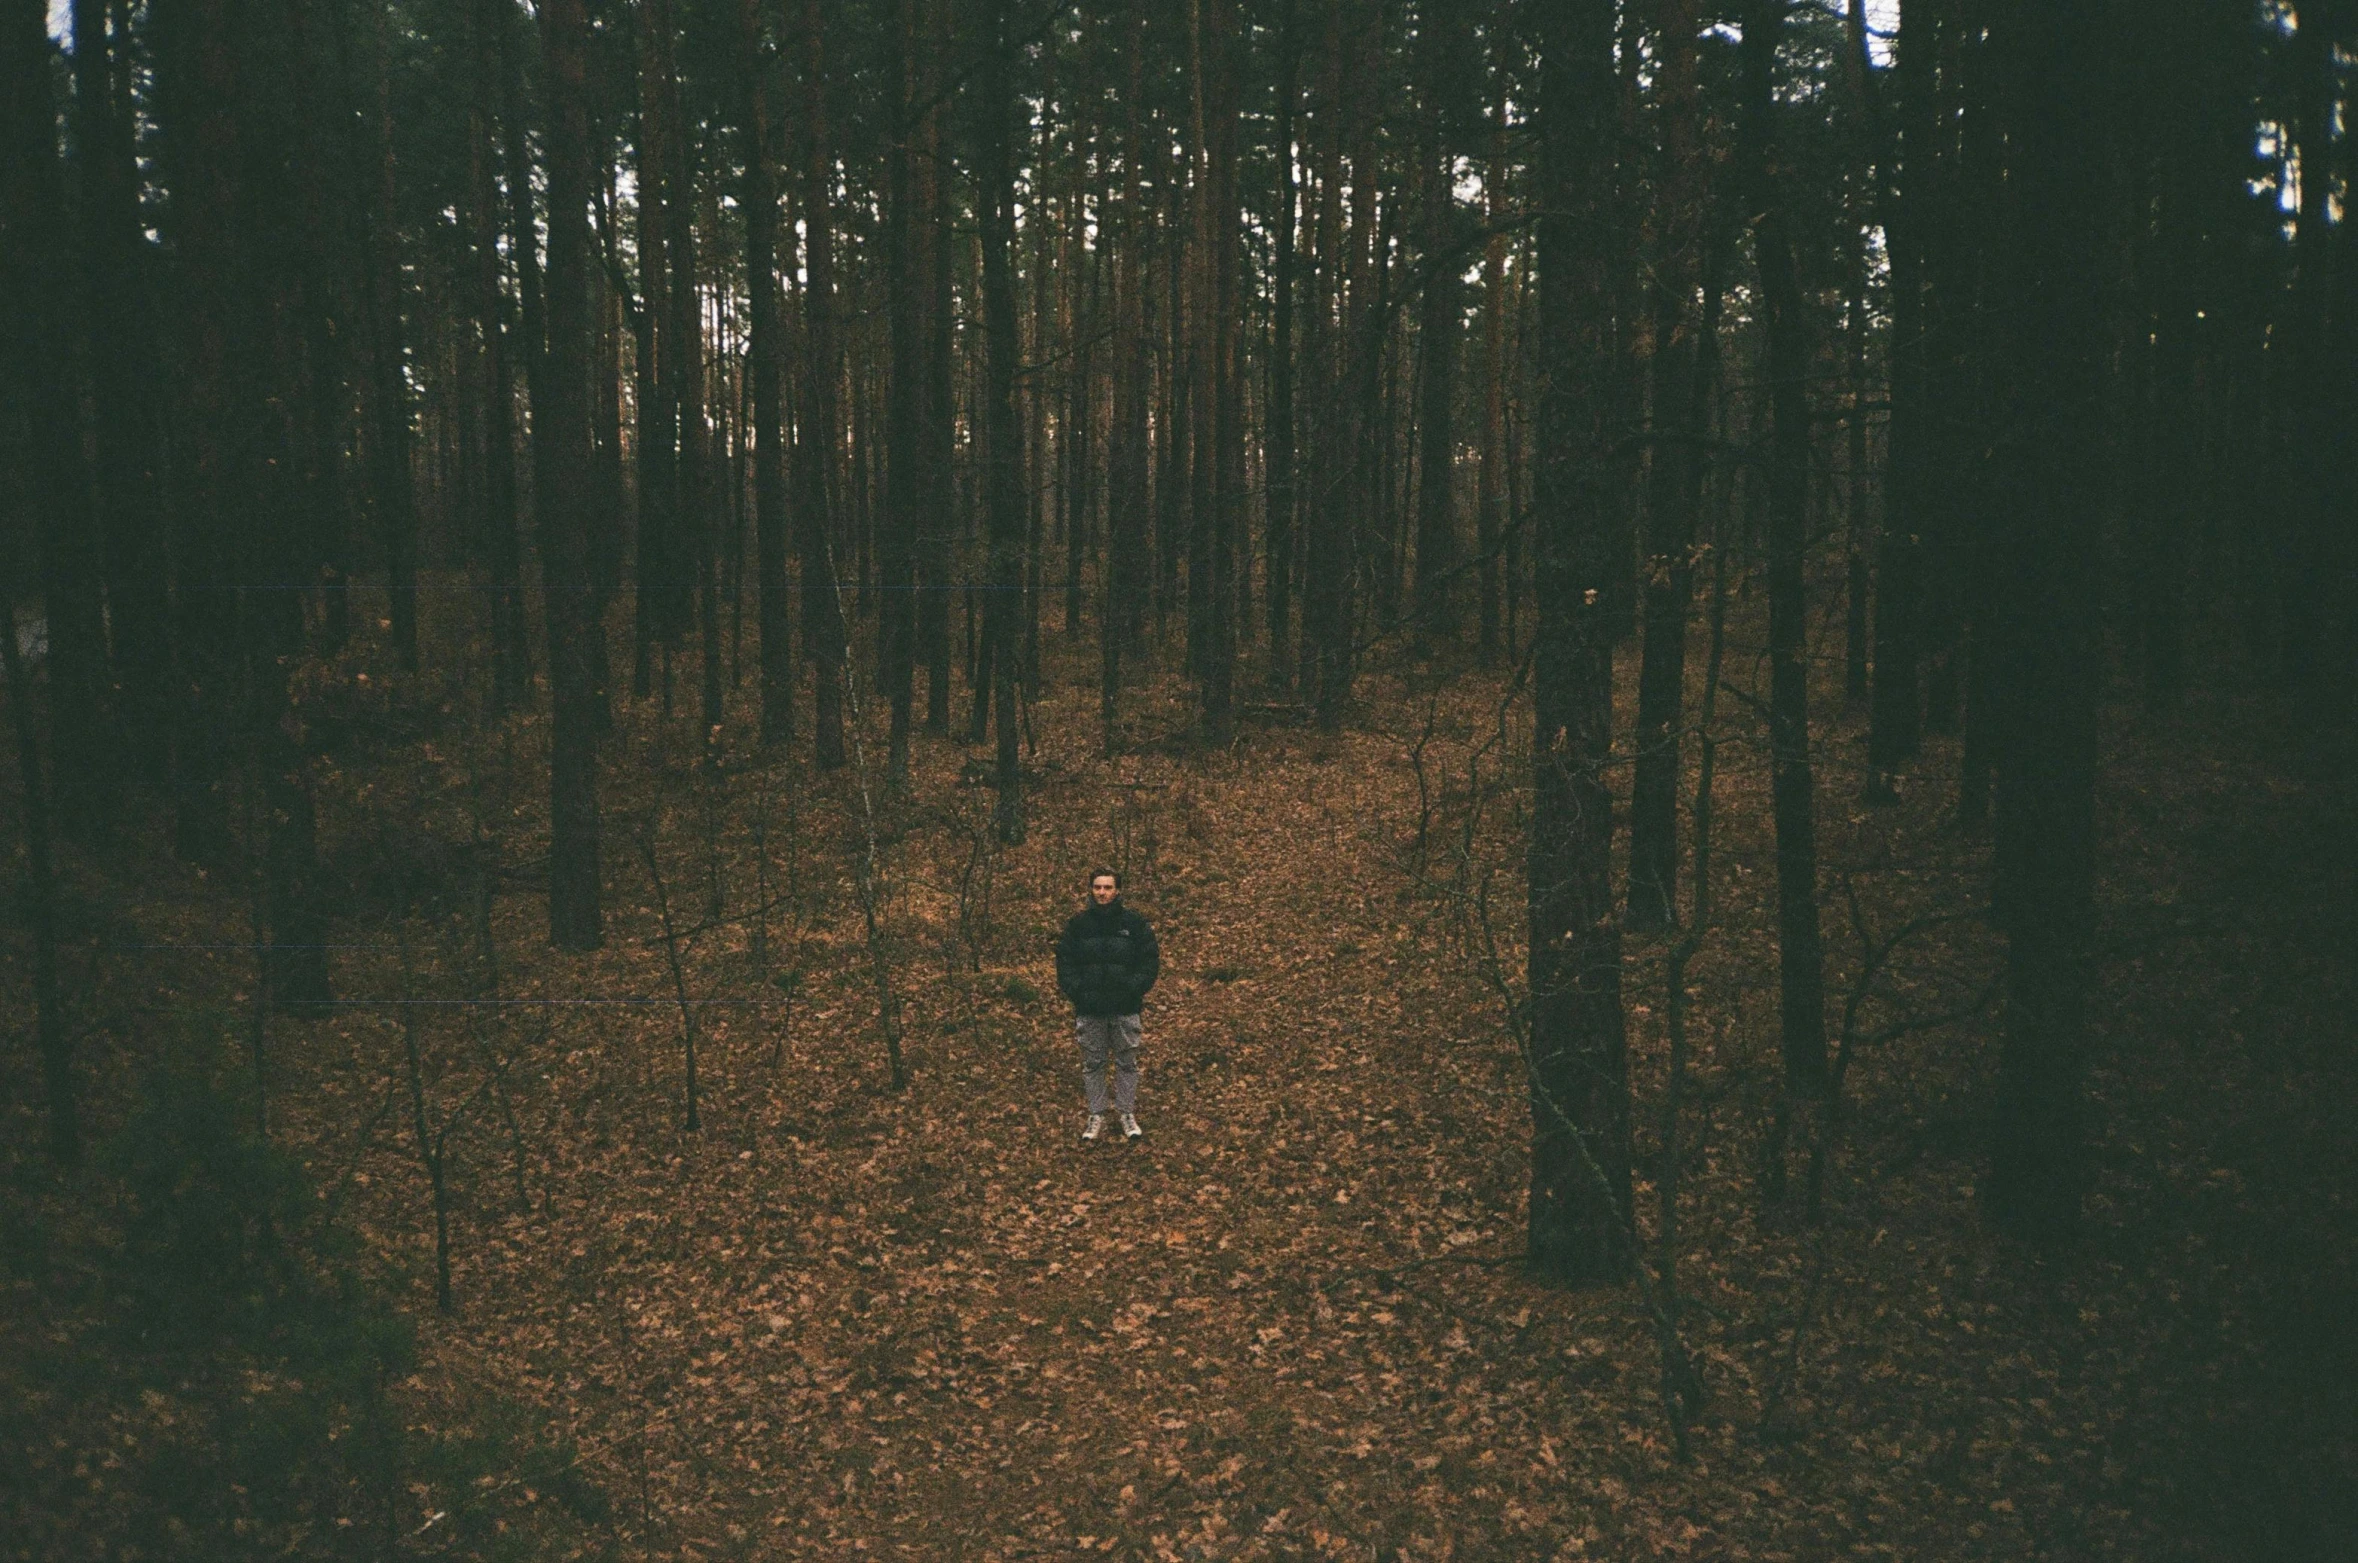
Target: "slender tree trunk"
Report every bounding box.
[151,0,245,870]
[0,14,79,1159]
[1864,0,1928,796]
[71,0,170,786]
[1476,69,1508,670]
[1843,214,1872,706]
[799,0,847,769]
[361,5,420,675]
[470,0,529,715]
[977,0,1027,839]
[643,0,719,760]
[1410,0,1465,650]
[3,2,110,846]
[1626,0,1707,933]
[741,0,794,748]
[882,0,924,780]
[1266,0,1301,690]
[1743,0,1829,1097]
[921,15,954,737]
[1526,0,1631,1288]
[538,0,606,951]
[1199,0,1241,744]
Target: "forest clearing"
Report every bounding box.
[5,619,2352,1561]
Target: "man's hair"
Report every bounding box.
[1087,866,1121,889]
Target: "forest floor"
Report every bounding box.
[5,600,2356,1562]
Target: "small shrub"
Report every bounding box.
[1204,965,1245,984]
[1002,975,1041,1006]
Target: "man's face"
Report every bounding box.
[1090,875,1119,906]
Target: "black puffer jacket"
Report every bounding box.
[1055,900,1160,1017]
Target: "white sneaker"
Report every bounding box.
[1120,1112,1143,1141]
[1081,1113,1105,1142]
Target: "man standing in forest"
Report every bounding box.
[1055,868,1160,1142]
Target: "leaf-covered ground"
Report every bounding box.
[5,618,2353,1561]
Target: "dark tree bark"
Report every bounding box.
[1984,0,2109,1243]
[470,0,531,715]
[1863,0,1930,797]
[640,0,718,760]
[151,0,246,870]
[71,0,172,785]
[1198,0,1241,745]
[538,0,607,951]
[1,10,79,1163]
[1526,0,1632,1288]
[1265,0,1301,690]
[882,0,925,781]
[1742,0,1828,1097]
[359,3,420,676]
[1106,0,1152,752]
[1409,0,1465,649]
[1625,0,1708,934]
[922,62,955,737]
[741,0,794,749]
[977,0,1026,839]
[798,0,847,770]
[1475,69,1508,670]
[3,0,111,846]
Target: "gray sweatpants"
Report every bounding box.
[1075,1014,1141,1116]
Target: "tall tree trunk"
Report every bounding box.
[151,0,246,869]
[538,0,606,951]
[1410,0,1464,650]
[1265,0,1301,690]
[1984,0,2108,1241]
[882,0,923,779]
[72,0,171,785]
[1743,0,1829,1097]
[922,58,955,737]
[4,0,111,844]
[361,4,420,675]
[1526,0,1631,1287]
[977,0,1027,839]
[1475,69,1508,670]
[471,0,530,714]
[799,0,847,769]
[642,0,719,759]
[1106,0,1151,750]
[1625,0,1707,933]
[741,0,794,748]
[1198,0,1240,744]
[1864,0,1929,797]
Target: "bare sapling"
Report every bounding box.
[396,925,492,1314]
[825,539,905,1090]
[638,821,704,1132]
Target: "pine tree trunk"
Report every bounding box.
[921,12,954,737]
[799,0,847,769]
[1475,70,1507,670]
[978,0,1027,839]
[538,0,606,951]
[470,0,529,715]
[1265,0,1301,690]
[1865,0,1929,796]
[1626,0,1706,934]
[882,0,924,778]
[743,0,794,749]
[1743,0,1829,1097]
[362,2,420,675]
[72,0,171,785]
